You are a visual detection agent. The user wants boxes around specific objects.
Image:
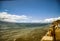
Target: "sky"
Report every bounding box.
[0,0,60,23]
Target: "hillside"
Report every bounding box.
[0,21,50,41]
[41,20,60,41]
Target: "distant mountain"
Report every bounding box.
[0,21,50,29]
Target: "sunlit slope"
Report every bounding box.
[0,27,49,41]
[41,20,60,41]
[55,28,60,41]
[0,21,50,41]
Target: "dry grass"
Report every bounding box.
[55,28,60,41]
[0,27,48,41]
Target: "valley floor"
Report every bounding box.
[0,27,48,41]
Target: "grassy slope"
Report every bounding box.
[0,21,50,41]
[0,27,49,41]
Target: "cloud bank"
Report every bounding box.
[0,12,60,23]
[31,17,60,23]
[0,12,31,22]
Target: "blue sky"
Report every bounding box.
[0,0,60,23]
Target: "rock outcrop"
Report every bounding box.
[41,20,60,41]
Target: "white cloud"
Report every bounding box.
[30,17,60,23]
[31,20,41,23]
[43,17,60,23]
[0,12,60,23]
[0,12,31,22]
